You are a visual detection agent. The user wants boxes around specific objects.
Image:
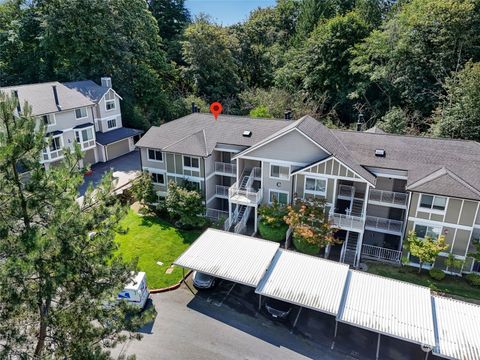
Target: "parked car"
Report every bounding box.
[265,298,292,320]
[192,271,216,289]
[117,272,150,310]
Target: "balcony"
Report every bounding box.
[369,189,408,209]
[330,213,365,232]
[365,216,404,236]
[215,185,229,198]
[228,182,262,205]
[361,244,402,264]
[215,162,237,176]
[41,149,64,163]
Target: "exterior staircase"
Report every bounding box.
[341,232,360,267]
[239,168,252,190]
[350,199,364,217]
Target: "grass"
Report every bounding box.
[115,210,201,289]
[366,261,480,302]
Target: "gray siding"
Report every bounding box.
[262,161,293,204]
[141,148,166,171]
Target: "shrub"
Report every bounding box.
[429,268,446,281]
[465,273,480,287]
[258,221,288,242]
[293,234,321,255]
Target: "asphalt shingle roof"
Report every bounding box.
[0,82,94,116]
[96,128,143,146]
[63,80,110,103]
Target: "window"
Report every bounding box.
[269,190,289,205]
[49,136,62,151]
[105,91,116,111]
[75,127,95,150]
[107,118,117,129]
[151,172,165,185]
[305,177,327,196]
[183,156,200,169]
[419,194,447,211]
[40,114,55,126]
[75,107,88,119]
[147,149,163,162]
[42,135,63,161]
[414,224,441,240]
[270,164,289,180]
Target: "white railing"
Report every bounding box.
[224,207,239,231]
[42,149,64,162]
[215,162,237,175]
[361,244,402,263]
[253,167,261,180]
[206,208,228,221]
[365,216,403,234]
[215,185,229,197]
[80,139,96,150]
[369,189,408,207]
[330,213,365,231]
[229,182,262,204]
[234,206,251,234]
[338,185,355,198]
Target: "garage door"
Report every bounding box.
[106,138,130,161]
[83,148,96,166]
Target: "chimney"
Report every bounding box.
[12,90,21,113]
[52,85,62,111]
[101,77,112,88]
[356,113,364,131]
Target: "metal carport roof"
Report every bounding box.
[255,249,350,315]
[337,270,436,347]
[432,295,480,360]
[173,228,279,287]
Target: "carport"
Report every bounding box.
[174,228,279,287]
[255,249,349,328]
[432,295,480,360]
[337,271,436,360]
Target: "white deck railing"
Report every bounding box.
[365,216,403,234]
[234,206,251,235]
[253,167,261,180]
[330,213,365,231]
[206,208,228,220]
[369,189,408,207]
[229,182,262,204]
[215,162,237,176]
[215,185,229,197]
[361,244,402,263]
[42,149,64,162]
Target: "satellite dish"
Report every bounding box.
[421,344,433,353]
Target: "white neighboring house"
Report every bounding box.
[0,77,142,169]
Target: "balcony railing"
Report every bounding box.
[253,167,261,180]
[79,139,96,151]
[215,185,229,198]
[361,244,402,263]
[365,216,403,235]
[369,189,408,208]
[338,185,355,199]
[228,182,262,205]
[206,208,228,221]
[215,162,237,176]
[330,213,365,231]
[41,149,64,162]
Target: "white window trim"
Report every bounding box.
[106,118,118,130]
[40,113,56,127]
[105,99,116,112]
[150,170,166,185]
[42,134,64,162]
[304,176,327,197]
[74,126,96,151]
[182,155,201,171]
[147,148,163,163]
[75,107,88,120]
[417,194,448,215]
[268,189,290,205]
[269,163,290,180]
[412,221,443,241]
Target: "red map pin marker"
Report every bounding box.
[210,102,222,120]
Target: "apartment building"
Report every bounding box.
[137,112,480,274]
[1,78,142,169]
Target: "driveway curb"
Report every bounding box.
[150,270,192,294]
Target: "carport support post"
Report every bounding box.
[334,320,338,338]
[258,294,262,310]
[292,307,303,328]
[376,333,381,360]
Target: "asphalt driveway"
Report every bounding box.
[79,150,141,196]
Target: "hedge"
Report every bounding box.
[293,234,321,255]
[258,222,288,242]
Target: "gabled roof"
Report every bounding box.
[63,80,122,103]
[135,113,294,157]
[0,82,94,116]
[95,128,143,146]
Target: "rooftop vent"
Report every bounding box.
[242,130,252,137]
[375,149,386,157]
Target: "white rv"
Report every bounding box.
[117,272,150,309]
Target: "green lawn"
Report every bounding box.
[366,261,480,302]
[115,210,201,289]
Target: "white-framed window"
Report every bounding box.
[414,223,442,240]
[39,114,55,126]
[75,107,88,120]
[42,135,63,161]
[304,177,327,197]
[270,164,290,180]
[183,156,200,170]
[151,172,165,185]
[107,118,117,129]
[75,127,95,150]
[269,190,289,205]
[419,194,447,212]
[105,91,116,111]
[147,149,163,162]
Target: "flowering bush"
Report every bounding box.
[284,197,339,254]
[258,198,288,241]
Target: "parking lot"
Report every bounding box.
[113,277,440,360]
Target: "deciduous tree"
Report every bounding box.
[404,230,449,273]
